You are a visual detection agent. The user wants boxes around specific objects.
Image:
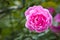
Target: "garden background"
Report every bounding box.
[0,0,60,40]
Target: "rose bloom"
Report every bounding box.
[48,7,55,14]
[50,25,60,35]
[54,13,60,22]
[25,6,52,33]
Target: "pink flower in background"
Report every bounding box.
[50,25,60,34]
[48,7,55,14]
[54,13,60,22]
[25,6,52,33]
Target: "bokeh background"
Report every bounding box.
[0,0,60,40]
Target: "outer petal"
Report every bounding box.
[44,9,52,26]
[25,21,34,31]
[25,6,43,16]
[35,26,48,33]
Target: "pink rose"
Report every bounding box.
[50,25,60,35]
[54,13,60,22]
[48,7,55,14]
[25,6,52,33]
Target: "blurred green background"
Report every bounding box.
[0,0,60,40]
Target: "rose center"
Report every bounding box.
[31,14,47,27]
